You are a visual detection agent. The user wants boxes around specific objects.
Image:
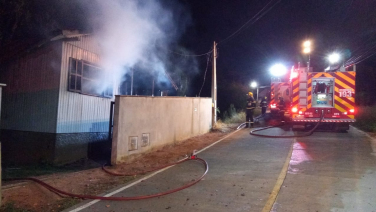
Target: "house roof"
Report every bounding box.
[0,30,89,63]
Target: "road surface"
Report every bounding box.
[65,125,376,212]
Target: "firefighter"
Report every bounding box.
[278,97,285,110]
[246,92,256,128]
[278,97,286,119]
[260,96,268,115]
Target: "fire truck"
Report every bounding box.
[270,65,356,131]
[270,79,290,114]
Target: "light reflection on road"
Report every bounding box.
[288,141,312,174]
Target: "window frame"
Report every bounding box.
[68,57,112,98]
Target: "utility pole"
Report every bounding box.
[131,68,134,95]
[256,86,259,107]
[125,82,128,95]
[211,41,217,128]
[152,76,154,96]
[307,54,310,72]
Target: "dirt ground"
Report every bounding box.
[1,124,239,212]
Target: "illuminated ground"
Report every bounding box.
[65,125,376,212]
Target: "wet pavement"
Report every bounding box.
[272,127,376,212]
[64,125,376,212]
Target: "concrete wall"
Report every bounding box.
[111,96,212,164]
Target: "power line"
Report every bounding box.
[198,52,212,97]
[347,51,376,66]
[157,43,213,57]
[157,0,280,57]
[158,0,280,57]
[217,0,281,46]
[164,48,213,57]
[345,42,376,66]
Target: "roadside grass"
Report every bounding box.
[223,111,246,124]
[222,108,261,124]
[353,106,376,132]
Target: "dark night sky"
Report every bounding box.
[2,0,376,110]
[178,0,376,98]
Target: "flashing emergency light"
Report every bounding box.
[270,64,287,77]
[291,107,298,113]
[290,71,298,79]
[299,111,303,115]
[349,109,355,113]
[328,53,340,64]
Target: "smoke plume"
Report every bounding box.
[85,0,197,95]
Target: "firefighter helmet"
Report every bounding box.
[248,92,253,96]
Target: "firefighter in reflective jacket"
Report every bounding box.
[260,96,268,115]
[246,92,256,128]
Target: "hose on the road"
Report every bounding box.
[4,157,208,201]
[243,111,325,138]
[237,114,263,130]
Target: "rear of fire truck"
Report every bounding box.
[290,65,356,131]
[270,80,291,115]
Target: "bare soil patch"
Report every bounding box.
[1,124,239,212]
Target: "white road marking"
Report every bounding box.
[68,166,174,212]
[67,128,243,212]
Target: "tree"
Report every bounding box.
[0,0,89,48]
[217,80,249,118]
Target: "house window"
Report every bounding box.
[68,58,113,98]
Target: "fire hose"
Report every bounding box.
[4,155,208,201]
[241,110,325,138]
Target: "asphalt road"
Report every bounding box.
[272,126,376,212]
[65,125,376,212]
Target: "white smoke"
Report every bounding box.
[86,0,196,95]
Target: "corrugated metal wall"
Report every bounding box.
[0,43,61,133]
[57,35,112,133]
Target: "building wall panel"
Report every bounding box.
[66,35,101,54]
[0,43,62,133]
[57,39,111,133]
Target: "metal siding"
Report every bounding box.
[0,44,61,133]
[57,37,111,133]
[65,35,101,54]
